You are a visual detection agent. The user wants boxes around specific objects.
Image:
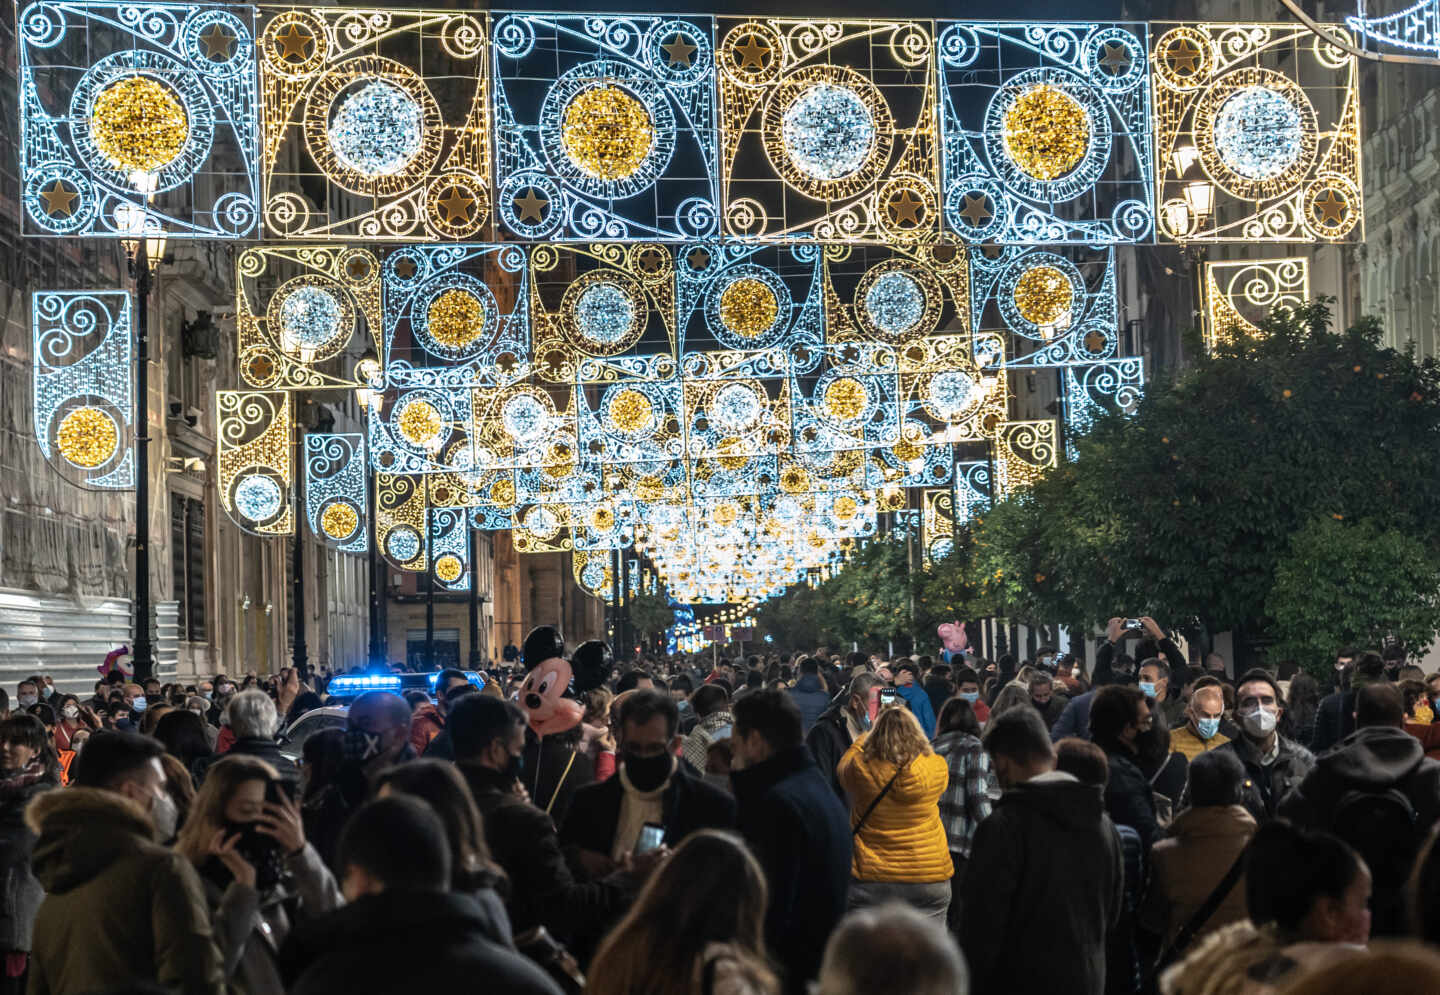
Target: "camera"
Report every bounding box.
[1123,618,1145,632]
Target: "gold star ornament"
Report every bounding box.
[274,24,313,62]
[436,186,475,225]
[1312,189,1349,227]
[888,190,925,227]
[200,23,235,61]
[733,35,771,72]
[40,180,78,217]
[513,188,548,223]
[661,34,697,69]
[957,193,992,227]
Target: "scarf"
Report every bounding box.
[0,757,50,797]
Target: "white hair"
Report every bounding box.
[818,903,969,995]
[226,689,279,739]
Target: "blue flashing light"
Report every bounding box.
[328,673,403,696]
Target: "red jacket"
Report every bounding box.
[409,704,444,757]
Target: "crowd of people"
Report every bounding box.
[5,618,1440,994]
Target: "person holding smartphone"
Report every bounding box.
[175,755,341,995]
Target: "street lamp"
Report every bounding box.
[119,183,166,683]
[353,354,385,670]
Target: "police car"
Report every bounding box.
[276,671,484,761]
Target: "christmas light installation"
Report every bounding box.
[1153,23,1361,241]
[1346,0,1440,57]
[1202,257,1310,349]
[717,18,939,241]
[217,391,293,535]
[32,290,134,488]
[429,508,470,590]
[236,246,381,391]
[376,473,427,570]
[972,246,1120,368]
[1062,359,1144,459]
[677,242,821,357]
[258,7,488,240]
[939,23,1153,244]
[18,1,258,237]
[304,433,367,551]
[491,13,716,240]
[824,243,968,348]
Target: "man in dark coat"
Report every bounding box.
[731,691,851,994]
[560,690,735,861]
[786,656,832,734]
[1280,682,1440,934]
[961,709,1123,995]
[805,672,883,798]
[449,695,637,949]
[1088,684,1160,851]
[1310,651,1385,753]
[281,796,561,995]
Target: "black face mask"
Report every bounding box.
[623,752,673,792]
[502,751,524,783]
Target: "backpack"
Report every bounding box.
[1330,786,1418,892]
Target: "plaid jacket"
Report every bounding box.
[933,730,995,858]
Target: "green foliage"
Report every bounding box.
[1267,517,1440,678]
[626,588,676,642]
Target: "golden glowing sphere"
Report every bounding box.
[607,389,654,434]
[715,437,749,472]
[489,479,516,507]
[90,76,189,174]
[434,554,463,583]
[823,377,868,422]
[635,475,665,501]
[320,501,358,540]
[397,399,444,446]
[780,465,810,494]
[1013,266,1074,328]
[589,506,615,531]
[561,84,655,181]
[833,495,859,521]
[1002,84,1090,181]
[893,437,923,463]
[426,288,486,350]
[719,278,779,339]
[712,501,740,528]
[56,406,119,468]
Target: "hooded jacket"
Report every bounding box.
[837,734,951,883]
[787,674,831,734]
[26,787,225,995]
[959,774,1123,995]
[280,890,562,995]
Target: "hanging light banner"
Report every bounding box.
[304,432,367,551]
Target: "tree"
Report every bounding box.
[626,588,677,647]
[1267,517,1440,677]
[966,302,1440,668]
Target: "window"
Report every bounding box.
[406,628,460,670]
[170,496,207,642]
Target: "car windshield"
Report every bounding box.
[281,711,347,753]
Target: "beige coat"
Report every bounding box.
[1143,803,1257,946]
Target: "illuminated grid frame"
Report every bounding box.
[236,245,382,391]
[490,13,720,241]
[1152,23,1362,243]
[305,432,367,551]
[922,487,954,564]
[716,18,941,243]
[1202,257,1310,349]
[937,22,1154,245]
[1346,0,1440,56]
[376,472,427,570]
[970,245,1122,369]
[429,506,470,590]
[994,418,1057,496]
[18,1,259,238]
[822,242,971,346]
[1062,358,1144,459]
[217,390,294,536]
[32,290,134,489]
[382,243,530,389]
[257,6,490,240]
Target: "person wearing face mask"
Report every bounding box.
[52,694,97,754]
[208,678,237,727]
[959,708,1122,995]
[175,756,340,995]
[13,682,38,714]
[26,730,224,994]
[805,673,884,799]
[951,668,990,725]
[1169,680,1230,762]
[1089,684,1160,851]
[1213,669,1315,823]
[450,694,642,959]
[562,690,735,873]
[302,691,414,871]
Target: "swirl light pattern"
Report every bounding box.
[217,391,293,536]
[718,18,939,242]
[19,1,258,237]
[304,433,367,551]
[1153,23,1360,242]
[939,23,1153,245]
[32,290,134,489]
[1202,257,1310,349]
[492,14,717,240]
[1062,358,1145,459]
[258,7,489,240]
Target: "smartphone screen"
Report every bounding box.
[634,822,665,855]
[878,687,901,709]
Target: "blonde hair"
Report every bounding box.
[584,687,614,725]
[174,754,279,865]
[864,705,932,768]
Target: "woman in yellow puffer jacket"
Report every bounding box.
[838,703,953,921]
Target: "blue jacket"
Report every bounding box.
[897,682,937,737]
[1051,689,1097,742]
[788,674,831,734]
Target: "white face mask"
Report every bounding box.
[150,789,179,839]
[1242,706,1278,738]
[62,705,79,720]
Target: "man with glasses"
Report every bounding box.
[1217,669,1315,822]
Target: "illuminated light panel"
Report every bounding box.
[939,23,1152,245]
[32,290,134,489]
[718,18,939,241]
[1201,257,1310,349]
[278,285,342,348]
[863,271,926,337]
[1152,23,1361,242]
[305,433,367,551]
[1013,265,1074,327]
[321,502,357,540]
[18,2,259,237]
[258,7,489,240]
[1063,358,1144,459]
[492,14,717,240]
[217,390,293,536]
